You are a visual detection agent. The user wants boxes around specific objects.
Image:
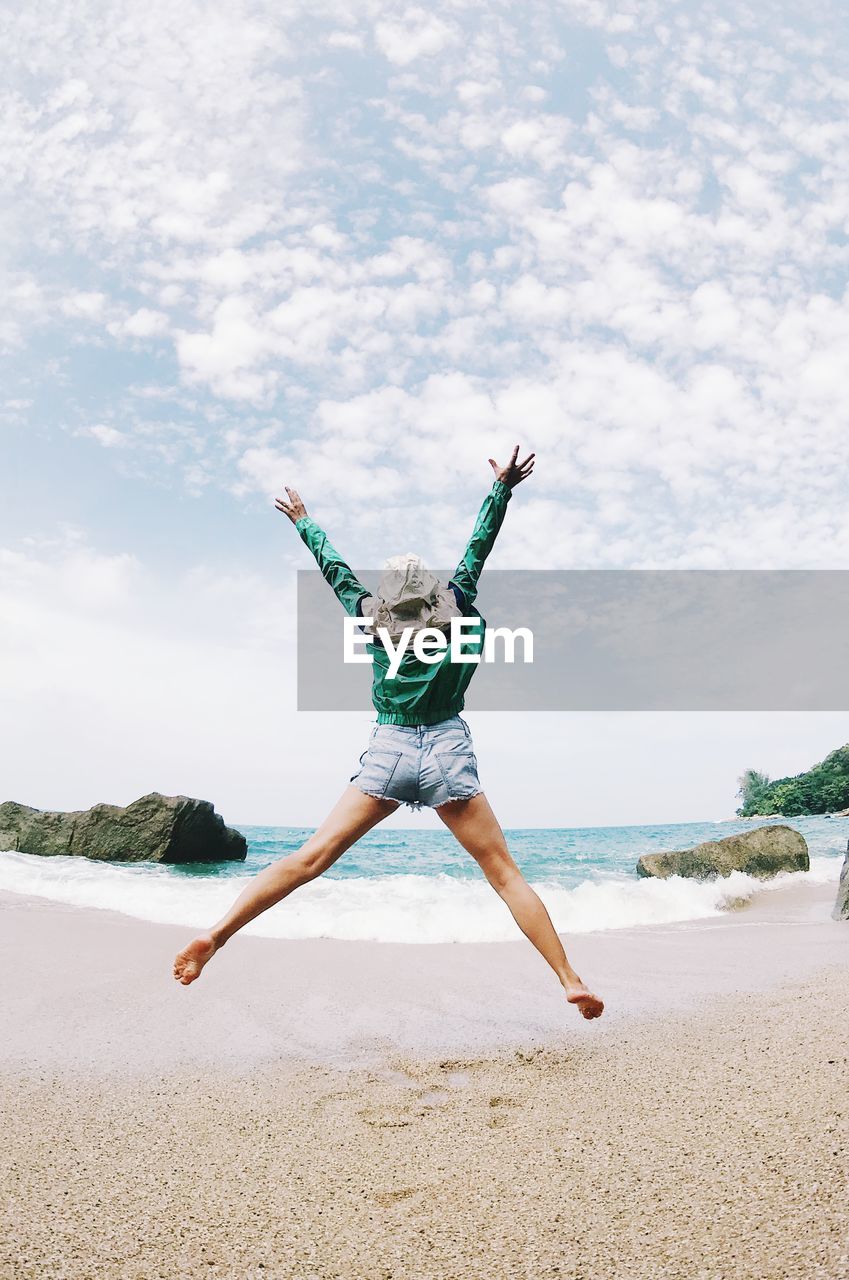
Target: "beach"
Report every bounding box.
[1,877,848,1280]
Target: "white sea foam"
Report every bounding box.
[0,850,839,943]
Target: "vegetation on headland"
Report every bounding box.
[736,745,849,817]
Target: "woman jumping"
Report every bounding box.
[173,446,604,1021]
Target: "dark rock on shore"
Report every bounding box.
[0,793,247,863]
[833,840,849,920]
[637,824,808,881]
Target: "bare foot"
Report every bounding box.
[173,933,218,986]
[564,981,604,1020]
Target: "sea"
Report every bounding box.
[1,814,845,944]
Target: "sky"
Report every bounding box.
[2,0,848,829]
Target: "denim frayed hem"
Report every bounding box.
[350,783,483,810]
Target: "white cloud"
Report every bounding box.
[374,8,458,65]
[108,308,169,338]
[5,1,849,592]
[327,30,364,51]
[78,424,129,448]
[60,292,108,320]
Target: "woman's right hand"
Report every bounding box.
[274,486,308,524]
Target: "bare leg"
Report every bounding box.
[173,786,400,985]
[436,793,604,1020]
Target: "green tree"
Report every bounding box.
[736,745,849,817]
[736,768,771,816]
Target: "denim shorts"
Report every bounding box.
[349,715,483,811]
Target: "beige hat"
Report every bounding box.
[360,552,463,643]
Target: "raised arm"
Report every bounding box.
[275,486,369,617]
[449,446,535,607]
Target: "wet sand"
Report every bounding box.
[1,882,848,1278]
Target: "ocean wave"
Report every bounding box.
[0,850,839,943]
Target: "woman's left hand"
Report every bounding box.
[274,486,308,523]
[488,445,535,488]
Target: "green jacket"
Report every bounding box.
[295,479,513,725]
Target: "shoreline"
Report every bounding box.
[1,875,845,1073]
[2,885,848,1279]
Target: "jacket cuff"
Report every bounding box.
[492,479,512,499]
[294,515,313,533]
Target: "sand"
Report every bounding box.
[1,881,848,1279]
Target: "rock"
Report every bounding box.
[833,840,849,921]
[636,824,809,880]
[0,792,247,863]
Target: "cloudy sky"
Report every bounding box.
[2,0,847,829]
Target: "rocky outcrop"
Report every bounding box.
[833,841,849,920]
[0,793,247,863]
[637,824,808,880]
